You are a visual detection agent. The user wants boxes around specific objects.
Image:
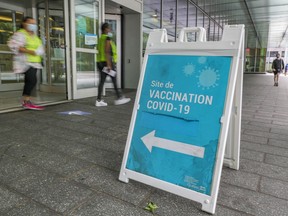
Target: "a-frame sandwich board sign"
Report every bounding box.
[119,25,244,214]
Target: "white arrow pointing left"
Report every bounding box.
[141,130,205,158]
[68,111,81,115]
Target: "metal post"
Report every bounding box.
[186,0,189,27]
[175,0,178,41]
[160,0,163,28]
[44,0,52,84]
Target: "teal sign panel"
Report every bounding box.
[126,55,232,195]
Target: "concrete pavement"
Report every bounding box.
[1,73,288,215]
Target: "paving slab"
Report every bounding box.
[9,170,93,214]
[240,147,265,162]
[218,183,288,216]
[67,192,152,216]
[264,154,288,168]
[0,186,25,214]
[241,142,288,157]
[72,166,154,206]
[5,201,60,216]
[221,167,260,191]
[268,138,288,149]
[260,177,288,200]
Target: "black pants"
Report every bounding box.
[97,62,121,100]
[23,67,37,96]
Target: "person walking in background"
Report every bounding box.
[8,16,44,110]
[272,53,284,86]
[95,23,130,107]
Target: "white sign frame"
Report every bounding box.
[119,25,244,214]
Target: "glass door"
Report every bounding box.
[37,0,68,96]
[71,0,102,99]
[105,14,121,89]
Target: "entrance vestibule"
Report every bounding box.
[0,0,142,112]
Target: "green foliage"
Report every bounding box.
[144,201,158,214]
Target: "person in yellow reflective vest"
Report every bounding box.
[95,23,130,106]
[8,17,44,110]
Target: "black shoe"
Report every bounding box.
[276,83,278,86]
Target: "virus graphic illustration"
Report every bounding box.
[198,57,207,64]
[183,63,195,76]
[197,67,220,90]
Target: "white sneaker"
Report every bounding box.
[114,97,131,105]
[95,100,108,107]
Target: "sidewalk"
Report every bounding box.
[1,74,288,216]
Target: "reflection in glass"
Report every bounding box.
[104,19,118,86]
[38,0,66,86]
[76,52,97,89]
[38,8,48,84]
[142,1,226,43]
[142,0,161,54]
[143,0,161,29]
[0,8,24,84]
[177,0,188,37]
[49,5,66,84]
[143,27,152,56]
[215,25,221,41]
[105,19,117,46]
[75,0,99,49]
[0,9,13,46]
[0,53,24,84]
[197,10,204,28]
[163,0,176,41]
[209,21,215,41]
[187,4,197,42]
[203,16,209,41]
[74,0,99,90]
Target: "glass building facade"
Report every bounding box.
[142,0,286,73]
[143,0,224,44]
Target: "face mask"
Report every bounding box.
[27,24,38,32]
[107,32,113,38]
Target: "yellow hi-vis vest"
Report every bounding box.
[19,29,42,63]
[97,34,117,63]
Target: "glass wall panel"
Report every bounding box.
[73,0,100,90]
[209,21,215,41]
[49,0,66,84]
[177,0,188,38]
[0,9,13,46]
[214,24,220,41]
[143,26,152,56]
[0,8,24,85]
[204,16,210,41]
[38,8,47,84]
[257,48,267,72]
[76,52,96,88]
[0,53,24,84]
[187,3,197,42]
[163,0,176,41]
[142,0,225,43]
[197,10,204,27]
[75,0,99,49]
[247,48,267,72]
[105,16,121,87]
[38,0,67,86]
[143,0,161,29]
